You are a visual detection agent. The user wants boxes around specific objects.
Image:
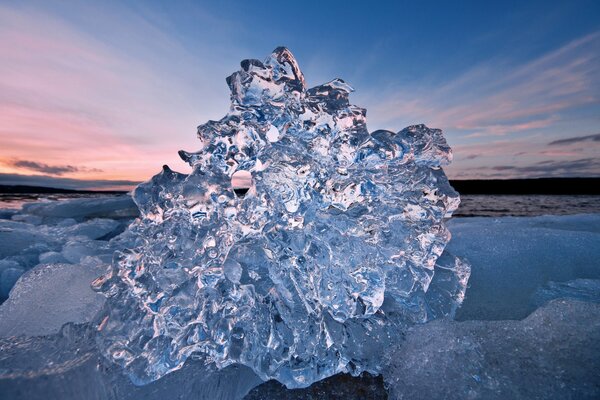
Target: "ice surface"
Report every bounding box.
[0,221,52,258]
[62,218,121,240]
[0,267,24,298]
[0,208,598,398]
[38,251,67,264]
[61,239,109,264]
[0,323,263,400]
[11,213,43,225]
[383,299,600,400]
[448,214,600,320]
[93,47,469,388]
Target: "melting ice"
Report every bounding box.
[93,47,470,388]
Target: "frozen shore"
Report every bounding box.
[0,196,599,399]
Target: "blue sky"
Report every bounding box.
[0,0,599,189]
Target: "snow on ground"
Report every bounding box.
[0,196,598,399]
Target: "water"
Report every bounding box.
[455,194,600,217]
[1,193,598,217]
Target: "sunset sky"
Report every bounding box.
[1,0,599,190]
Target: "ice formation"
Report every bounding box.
[92,47,470,388]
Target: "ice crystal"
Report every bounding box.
[93,47,470,388]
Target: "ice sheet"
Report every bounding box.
[448,214,600,320]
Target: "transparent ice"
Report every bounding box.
[92,47,470,388]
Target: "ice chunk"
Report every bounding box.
[0,261,106,337]
[57,218,78,227]
[0,215,127,298]
[0,209,17,220]
[0,259,21,274]
[61,239,110,264]
[447,214,600,320]
[383,299,600,399]
[21,195,138,221]
[62,218,120,240]
[0,198,135,297]
[94,47,469,388]
[11,214,43,225]
[0,223,52,258]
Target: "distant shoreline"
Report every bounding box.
[1,177,599,196]
[0,185,128,195]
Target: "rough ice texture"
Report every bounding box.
[92,47,469,388]
[1,300,598,400]
[0,323,262,400]
[383,299,600,400]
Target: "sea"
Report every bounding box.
[1,193,599,217]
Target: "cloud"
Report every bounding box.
[4,159,102,175]
[0,172,138,191]
[483,158,600,178]
[362,32,600,140]
[548,133,600,146]
[462,117,558,138]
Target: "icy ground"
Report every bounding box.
[0,196,599,399]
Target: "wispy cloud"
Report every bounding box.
[548,133,600,146]
[0,2,598,184]
[462,117,558,138]
[483,158,600,178]
[362,32,600,141]
[2,159,102,175]
[360,31,600,179]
